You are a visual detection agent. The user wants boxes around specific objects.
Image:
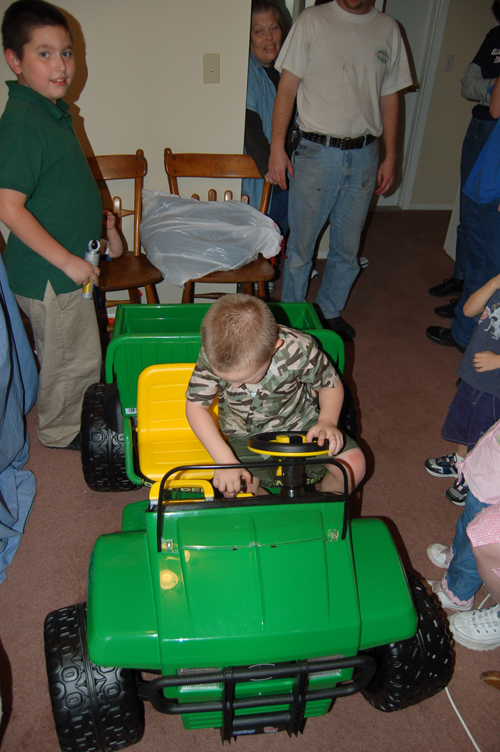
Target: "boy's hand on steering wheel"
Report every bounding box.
[306,421,344,456]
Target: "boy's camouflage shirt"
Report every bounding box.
[186,326,339,437]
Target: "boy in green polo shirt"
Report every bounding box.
[0,0,106,450]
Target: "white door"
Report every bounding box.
[379,0,450,208]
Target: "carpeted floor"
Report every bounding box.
[0,210,498,752]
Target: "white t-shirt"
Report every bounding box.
[275,1,413,138]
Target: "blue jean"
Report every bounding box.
[441,380,500,453]
[269,188,289,237]
[454,117,497,280]
[451,196,500,347]
[445,490,488,601]
[281,137,379,319]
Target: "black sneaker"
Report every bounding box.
[325,316,356,340]
[434,298,459,319]
[429,277,464,297]
[445,478,468,506]
[426,326,466,352]
[46,433,81,451]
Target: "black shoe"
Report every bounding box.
[429,277,464,297]
[434,298,459,319]
[46,433,81,451]
[325,316,356,340]
[426,326,466,352]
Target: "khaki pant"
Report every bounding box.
[16,283,101,447]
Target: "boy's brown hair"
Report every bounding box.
[2,0,70,58]
[201,294,279,374]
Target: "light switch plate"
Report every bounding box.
[203,53,220,83]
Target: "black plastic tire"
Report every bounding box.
[44,603,144,752]
[360,572,453,711]
[81,382,140,492]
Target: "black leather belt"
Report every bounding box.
[301,131,376,150]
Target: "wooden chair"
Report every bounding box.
[88,149,163,331]
[164,148,275,304]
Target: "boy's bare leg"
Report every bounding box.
[457,444,467,459]
[316,448,366,495]
[473,542,500,603]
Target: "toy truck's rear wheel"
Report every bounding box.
[81,382,140,492]
[361,572,453,711]
[44,603,144,752]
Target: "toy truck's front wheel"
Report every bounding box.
[361,573,453,711]
[81,382,140,492]
[44,603,144,752]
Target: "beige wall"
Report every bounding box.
[0,0,251,302]
[1,0,498,300]
[411,0,496,207]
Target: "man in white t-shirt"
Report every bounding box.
[268,0,412,339]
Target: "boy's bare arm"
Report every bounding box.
[490,76,500,119]
[185,399,252,494]
[463,273,500,318]
[305,383,345,456]
[0,188,99,285]
[104,210,123,258]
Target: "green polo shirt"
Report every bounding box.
[0,81,102,299]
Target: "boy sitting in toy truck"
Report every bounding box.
[185,294,365,497]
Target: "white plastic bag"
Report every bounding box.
[140,189,282,288]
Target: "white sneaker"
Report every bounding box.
[427,580,474,611]
[449,606,500,651]
[427,543,453,569]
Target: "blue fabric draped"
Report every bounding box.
[463,117,500,204]
[0,253,38,583]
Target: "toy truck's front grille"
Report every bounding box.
[144,655,375,741]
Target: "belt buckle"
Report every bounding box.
[338,137,346,150]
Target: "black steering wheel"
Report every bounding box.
[247,431,330,456]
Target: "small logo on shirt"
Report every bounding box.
[375,48,390,66]
[481,303,500,340]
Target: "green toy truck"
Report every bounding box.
[45,427,453,750]
[47,303,452,749]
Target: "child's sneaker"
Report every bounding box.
[427,580,474,611]
[448,606,500,651]
[445,478,468,506]
[427,543,453,569]
[424,453,459,478]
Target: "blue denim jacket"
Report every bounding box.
[242,53,276,211]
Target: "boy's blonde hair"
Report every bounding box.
[201,294,279,374]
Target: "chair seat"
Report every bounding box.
[98,251,164,294]
[192,254,274,285]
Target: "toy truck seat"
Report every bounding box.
[137,363,218,492]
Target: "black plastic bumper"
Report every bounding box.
[141,654,376,741]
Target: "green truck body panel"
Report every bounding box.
[86,499,416,682]
[87,530,160,669]
[351,518,417,649]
